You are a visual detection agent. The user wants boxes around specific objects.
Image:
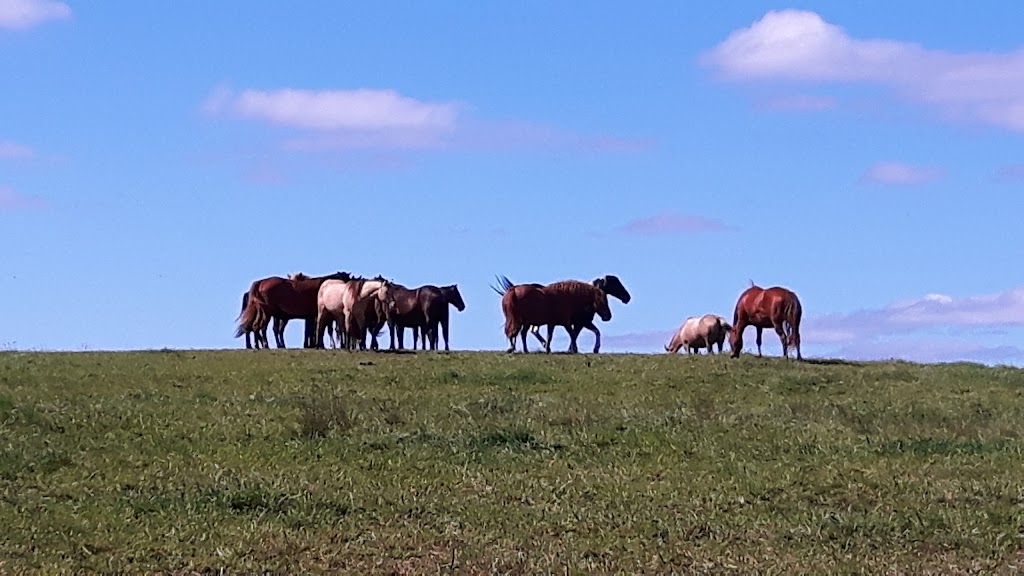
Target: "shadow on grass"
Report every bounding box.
[802,358,866,367]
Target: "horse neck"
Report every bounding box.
[357,280,383,299]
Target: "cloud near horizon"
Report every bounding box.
[700,9,1024,133]
[859,161,945,186]
[0,0,70,29]
[618,212,735,235]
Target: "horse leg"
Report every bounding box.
[315,309,328,349]
[442,318,450,352]
[774,321,789,359]
[545,324,555,353]
[585,321,601,354]
[521,326,531,353]
[793,328,802,361]
[531,326,546,346]
[755,327,763,357]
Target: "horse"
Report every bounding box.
[386,284,466,351]
[316,276,395,350]
[421,284,466,351]
[347,295,388,351]
[496,278,612,353]
[665,314,732,355]
[491,274,629,353]
[237,287,322,350]
[235,271,351,349]
[728,282,803,360]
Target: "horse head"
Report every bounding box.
[593,274,631,304]
[442,284,466,312]
[728,323,742,356]
[289,272,310,281]
[594,289,612,322]
[374,277,397,312]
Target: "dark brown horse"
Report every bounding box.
[347,295,388,351]
[728,282,803,360]
[497,278,612,353]
[491,274,629,353]
[387,284,466,351]
[235,271,351,349]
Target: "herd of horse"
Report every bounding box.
[234,271,804,360]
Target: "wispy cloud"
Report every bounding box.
[0,140,33,159]
[859,161,945,186]
[0,186,46,211]
[618,212,736,235]
[995,163,1024,182]
[203,87,459,150]
[700,9,1024,133]
[201,84,652,161]
[757,94,837,112]
[0,0,70,29]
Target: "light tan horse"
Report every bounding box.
[316,276,395,350]
[665,314,732,355]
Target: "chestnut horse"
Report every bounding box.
[238,289,321,349]
[235,271,351,349]
[496,278,612,353]
[491,274,629,353]
[387,284,467,351]
[728,283,803,360]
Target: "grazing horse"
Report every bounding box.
[491,274,630,353]
[665,314,732,355]
[386,284,467,351]
[729,283,803,360]
[316,276,395,350]
[236,271,351,349]
[497,278,612,353]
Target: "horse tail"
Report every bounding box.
[782,293,802,345]
[502,289,520,338]
[491,274,514,296]
[234,280,262,338]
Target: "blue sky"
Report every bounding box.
[2,1,1023,364]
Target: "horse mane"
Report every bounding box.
[545,280,599,299]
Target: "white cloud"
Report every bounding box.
[859,161,945,186]
[204,87,458,132]
[700,9,1024,133]
[0,0,70,30]
[0,140,33,159]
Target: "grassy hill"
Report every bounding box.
[1,350,1023,574]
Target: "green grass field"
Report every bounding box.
[2,349,1024,574]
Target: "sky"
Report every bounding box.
[2,1,1024,365]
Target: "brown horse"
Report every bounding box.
[497,278,612,353]
[387,284,467,351]
[347,295,388,351]
[235,271,351,348]
[238,289,321,349]
[491,274,629,353]
[421,285,466,351]
[728,282,803,360]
